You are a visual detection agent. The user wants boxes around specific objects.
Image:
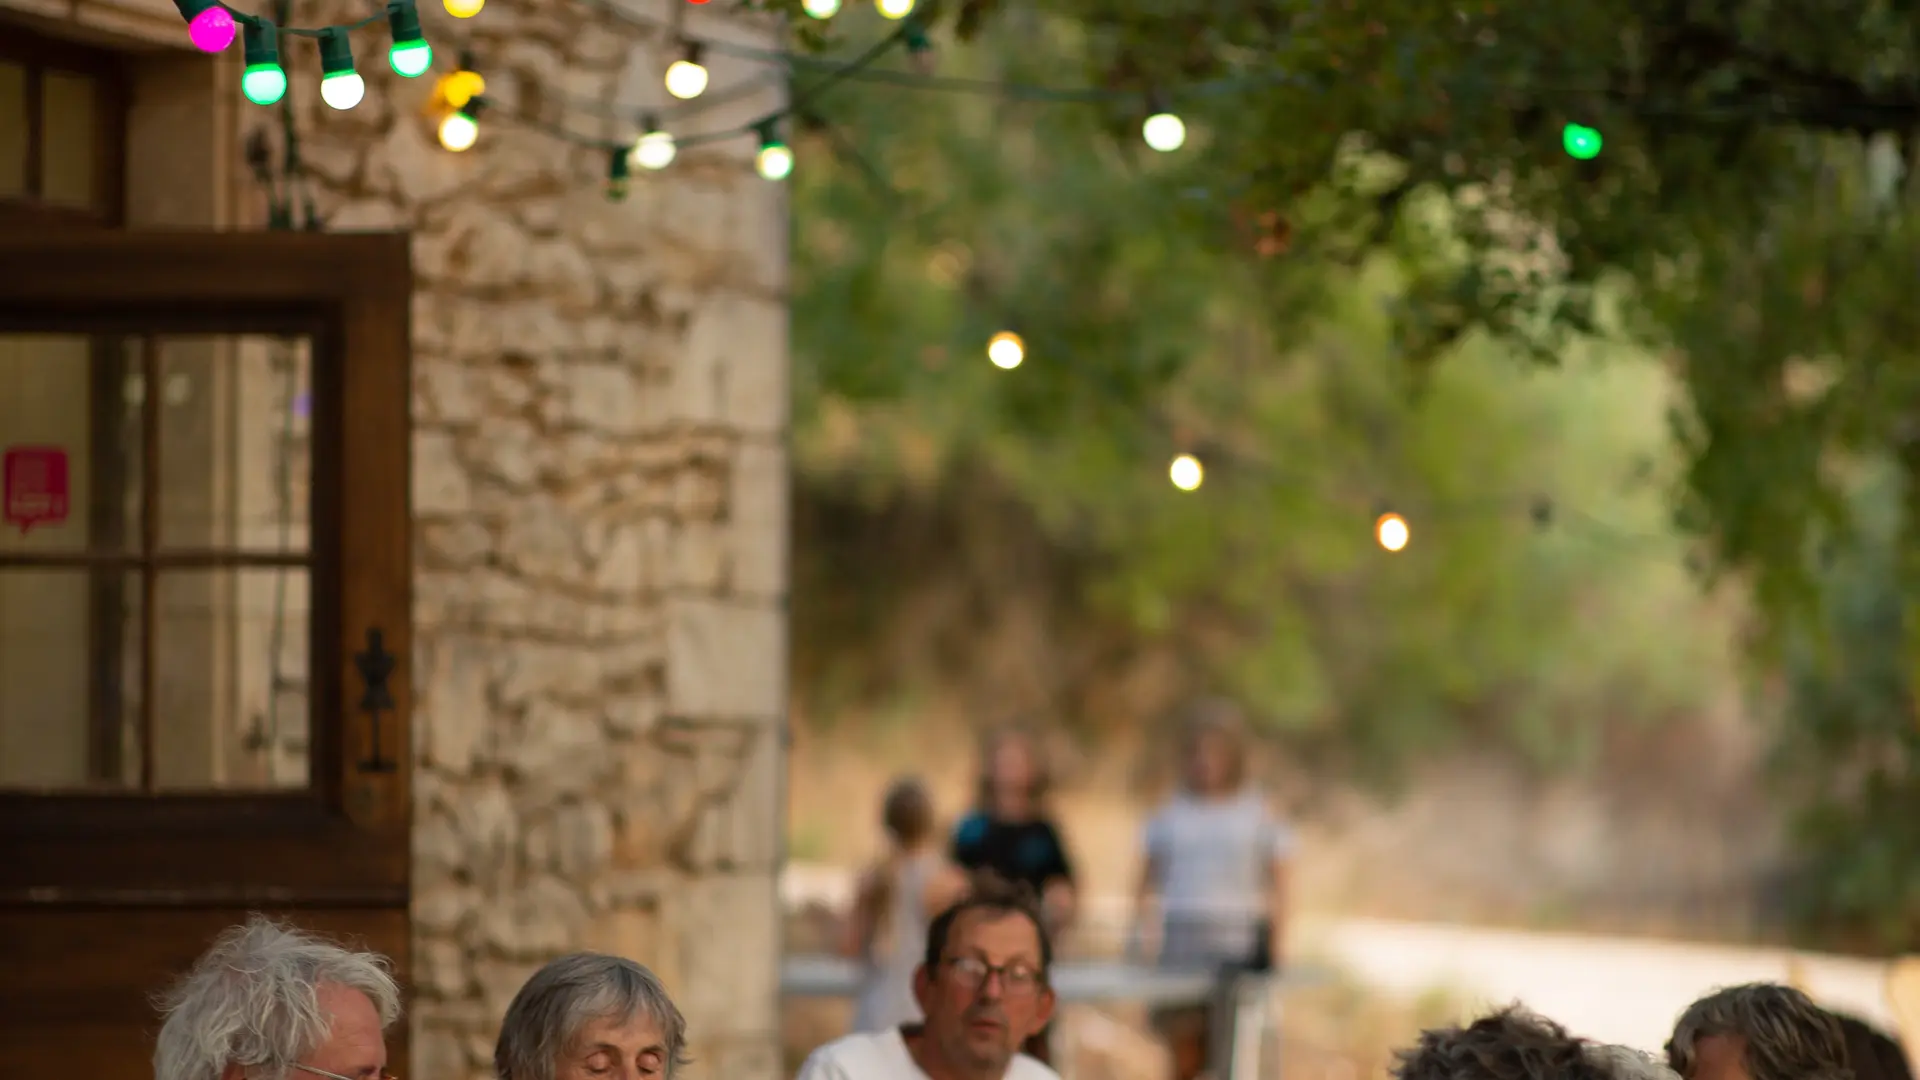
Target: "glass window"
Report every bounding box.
[40,69,97,208]
[0,333,316,791]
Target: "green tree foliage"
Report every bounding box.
[785,6,1740,772]
[1775,471,1920,951]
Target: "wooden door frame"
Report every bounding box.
[0,231,413,907]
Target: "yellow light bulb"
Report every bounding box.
[1169,454,1203,491]
[665,58,708,100]
[438,110,478,152]
[439,69,485,109]
[443,0,483,17]
[987,331,1024,369]
[1376,512,1409,552]
[876,0,914,17]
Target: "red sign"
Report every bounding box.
[3,446,70,534]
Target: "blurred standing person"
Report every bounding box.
[951,726,1076,1064]
[845,777,971,1034]
[1133,697,1294,1080]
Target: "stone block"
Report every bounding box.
[664,597,785,722]
[728,439,787,600]
[683,724,782,873]
[413,430,473,515]
[664,872,780,1040]
[674,293,788,434]
[416,634,495,775]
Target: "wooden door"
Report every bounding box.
[0,232,413,1078]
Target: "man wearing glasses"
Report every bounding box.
[799,884,1060,1080]
[153,915,401,1080]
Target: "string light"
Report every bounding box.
[438,99,482,151]
[987,331,1025,369]
[239,21,287,106]
[755,121,793,180]
[606,147,632,201]
[803,0,841,16]
[1376,512,1410,552]
[443,0,483,18]
[386,0,432,78]
[316,28,364,110]
[665,43,709,100]
[631,116,677,170]
[437,64,485,109]
[1142,95,1185,152]
[175,0,236,52]
[876,0,914,18]
[1562,123,1602,159]
[1169,454,1204,492]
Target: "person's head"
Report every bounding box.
[883,776,937,848]
[1666,984,1848,1080]
[1395,1007,1680,1080]
[1832,1013,1912,1080]
[1176,697,1251,796]
[153,915,401,1080]
[914,885,1057,1076]
[975,726,1049,820]
[494,953,689,1080]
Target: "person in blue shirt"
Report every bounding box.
[950,725,1077,1064]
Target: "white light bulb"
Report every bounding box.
[756,142,794,181]
[1143,112,1186,152]
[1376,513,1410,552]
[987,332,1024,370]
[320,71,365,110]
[438,111,479,152]
[802,0,841,15]
[631,130,676,171]
[876,0,914,17]
[1169,454,1204,491]
[664,59,708,100]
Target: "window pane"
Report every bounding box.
[0,568,141,789]
[40,70,96,208]
[152,568,310,790]
[0,61,24,198]
[0,334,142,552]
[156,335,313,553]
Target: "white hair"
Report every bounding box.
[153,915,402,1080]
[1587,1043,1684,1080]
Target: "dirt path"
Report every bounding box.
[781,864,1895,1055]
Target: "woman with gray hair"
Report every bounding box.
[153,915,402,1080]
[494,953,690,1080]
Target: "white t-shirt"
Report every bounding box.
[796,1027,1060,1080]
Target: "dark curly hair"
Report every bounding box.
[1394,1008,1617,1080]
[1832,1013,1912,1080]
[1666,984,1849,1080]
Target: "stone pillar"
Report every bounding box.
[266,0,789,1076]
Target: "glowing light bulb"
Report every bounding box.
[438,108,479,151]
[876,0,913,17]
[803,0,841,15]
[1376,512,1409,552]
[756,140,793,181]
[1562,123,1602,160]
[665,48,708,100]
[389,39,433,77]
[439,69,485,108]
[987,331,1024,370]
[242,63,288,105]
[1169,454,1203,491]
[187,5,236,52]
[321,71,365,110]
[443,0,483,17]
[1143,111,1185,152]
[631,129,676,171]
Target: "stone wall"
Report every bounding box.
[275,1,790,1076]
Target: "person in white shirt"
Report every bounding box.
[798,885,1061,1080]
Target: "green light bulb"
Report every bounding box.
[242,62,288,105]
[389,38,432,77]
[1562,123,1602,160]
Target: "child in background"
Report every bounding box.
[1134,698,1293,1080]
[843,777,969,1034]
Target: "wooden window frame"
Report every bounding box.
[0,232,412,908]
[0,21,128,229]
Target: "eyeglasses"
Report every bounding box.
[944,956,1045,996]
[292,1064,398,1080]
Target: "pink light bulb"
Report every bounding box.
[188,6,236,52]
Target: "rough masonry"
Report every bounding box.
[271,0,789,1075]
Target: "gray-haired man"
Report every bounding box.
[154,915,402,1080]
